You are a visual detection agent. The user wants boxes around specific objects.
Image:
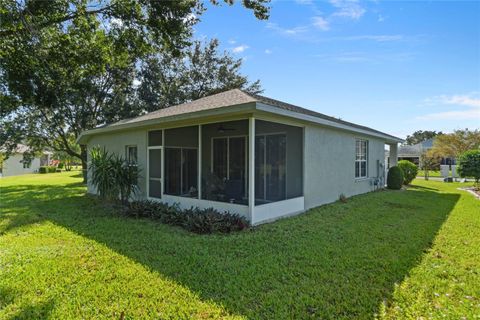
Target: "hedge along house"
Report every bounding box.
[78,89,403,225]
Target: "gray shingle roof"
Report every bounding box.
[106,89,257,128]
[86,89,402,142]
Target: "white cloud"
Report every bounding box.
[295,0,313,4]
[232,45,249,53]
[342,35,404,42]
[330,0,366,20]
[441,94,480,108]
[416,109,480,121]
[266,23,308,36]
[312,16,330,31]
[423,93,480,108]
[315,52,368,62]
[264,49,272,54]
[314,51,414,63]
[228,39,237,44]
[417,93,480,121]
[378,14,385,22]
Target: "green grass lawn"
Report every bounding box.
[417,170,442,177]
[1,172,479,319]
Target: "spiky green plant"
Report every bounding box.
[89,147,139,203]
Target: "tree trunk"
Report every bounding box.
[81,144,88,183]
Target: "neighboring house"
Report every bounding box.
[385,138,455,166]
[78,89,403,225]
[0,144,52,177]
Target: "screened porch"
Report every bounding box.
[146,118,304,224]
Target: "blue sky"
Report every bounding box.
[194,0,480,138]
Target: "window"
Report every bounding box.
[355,139,368,178]
[165,147,198,197]
[125,145,138,165]
[255,134,287,202]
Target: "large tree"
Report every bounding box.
[405,130,442,145]
[0,0,269,181]
[137,39,262,112]
[429,129,480,159]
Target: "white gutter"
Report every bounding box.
[255,102,404,143]
[77,101,403,144]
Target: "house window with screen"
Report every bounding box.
[125,145,138,165]
[355,139,368,178]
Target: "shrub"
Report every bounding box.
[126,201,249,234]
[457,149,480,183]
[89,147,140,204]
[39,166,57,174]
[387,166,404,190]
[58,162,64,169]
[398,160,418,185]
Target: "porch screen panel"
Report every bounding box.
[164,126,199,198]
[255,136,265,199]
[266,134,287,201]
[255,120,304,205]
[200,120,249,204]
[212,138,228,180]
[182,148,198,196]
[148,149,162,198]
[165,148,182,195]
[229,137,246,180]
[148,130,163,146]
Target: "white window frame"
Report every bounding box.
[125,145,138,165]
[355,139,368,179]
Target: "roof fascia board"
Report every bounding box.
[77,102,256,144]
[255,102,403,143]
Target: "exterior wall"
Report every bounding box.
[85,118,391,223]
[1,154,41,177]
[304,125,385,210]
[87,129,148,196]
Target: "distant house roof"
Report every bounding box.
[396,138,436,157]
[78,89,403,143]
[0,144,52,155]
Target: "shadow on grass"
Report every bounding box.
[0,182,460,319]
[0,285,54,320]
[408,184,439,191]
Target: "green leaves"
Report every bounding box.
[89,146,140,203]
[398,160,419,185]
[0,0,269,172]
[138,39,263,112]
[457,149,480,183]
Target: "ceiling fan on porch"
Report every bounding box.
[217,124,235,133]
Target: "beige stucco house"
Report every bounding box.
[78,89,402,225]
